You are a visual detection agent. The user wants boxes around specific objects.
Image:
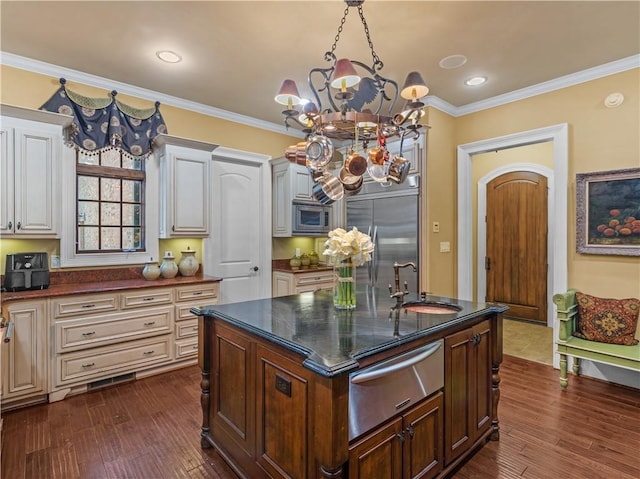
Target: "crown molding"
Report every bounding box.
[2,51,638,127]
[451,54,640,117]
[0,51,304,138]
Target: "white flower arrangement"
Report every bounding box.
[322,227,375,266]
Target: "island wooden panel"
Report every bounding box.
[198,304,503,478]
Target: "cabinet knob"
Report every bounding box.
[7,221,12,230]
[251,266,259,272]
[16,221,21,230]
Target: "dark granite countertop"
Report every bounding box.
[0,274,222,304]
[192,289,508,378]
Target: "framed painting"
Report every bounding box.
[576,168,640,256]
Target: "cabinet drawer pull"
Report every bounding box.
[81,362,95,369]
[16,221,21,230]
[81,331,96,337]
[142,297,155,302]
[192,345,198,350]
[7,221,12,230]
[143,350,155,355]
[192,326,198,331]
[81,304,96,309]
[144,321,156,326]
[192,291,203,296]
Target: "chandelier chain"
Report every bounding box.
[329,6,351,56]
[358,5,383,70]
[328,3,382,70]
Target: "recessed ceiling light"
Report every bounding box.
[465,76,487,87]
[439,54,467,69]
[156,50,182,63]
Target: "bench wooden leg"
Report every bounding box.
[572,357,581,376]
[559,352,568,390]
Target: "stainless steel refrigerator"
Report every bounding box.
[346,174,420,298]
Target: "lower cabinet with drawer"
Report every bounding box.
[47,281,220,403]
[173,283,219,363]
[272,269,335,297]
[56,336,172,385]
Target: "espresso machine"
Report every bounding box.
[3,252,50,292]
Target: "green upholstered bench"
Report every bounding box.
[554,289,640,390]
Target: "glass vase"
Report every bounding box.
[333,260,356,310]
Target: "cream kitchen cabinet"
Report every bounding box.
[272,269,335,297]
[271,156,315,237]
[0,104,72,238]
[154,134,218,238]
[173,282,220,361]
[1,280,222,409]
[50,289,175,401]
[1,299,48,408]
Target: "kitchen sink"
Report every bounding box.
[401,301,462,314]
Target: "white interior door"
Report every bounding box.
[204,147,272,304]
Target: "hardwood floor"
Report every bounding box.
[2,356,639,479]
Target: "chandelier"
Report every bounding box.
[275,0,429,203]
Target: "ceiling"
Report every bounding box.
[1,1,639,130]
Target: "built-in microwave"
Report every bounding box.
[292,201,332,236]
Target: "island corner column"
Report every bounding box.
[313,373,350,478]
[198,314,213,449]
[490,311,504,441]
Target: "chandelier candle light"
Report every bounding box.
[275,0,430,202]
[323,227,375,309]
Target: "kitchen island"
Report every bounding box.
[193,289,508,479]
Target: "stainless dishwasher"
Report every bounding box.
[349,339,444,441]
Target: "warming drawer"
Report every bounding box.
[349,339,444,441]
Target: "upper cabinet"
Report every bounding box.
[271,157,315,237]
[154,134,218,238]
[0,105,72,238]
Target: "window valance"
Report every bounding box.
[40,78,168,158]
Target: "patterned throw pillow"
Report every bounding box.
[574,292,640,346]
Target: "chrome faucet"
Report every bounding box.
[389,262,417,304]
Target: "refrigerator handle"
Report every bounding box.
[372,226,379,284]
[366,225,373,285]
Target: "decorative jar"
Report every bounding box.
[142,257,160,280]
[308,251,319,267]
[290,255,301,270]
[300,253,310,268]
[333,259,356,310]
[160,252,179,279]
[178,247,199,276]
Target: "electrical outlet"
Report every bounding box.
[432,222,440,233]
[439,242,450,253]
[51,255,60,268]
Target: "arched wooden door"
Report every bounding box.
[486,171,548,323]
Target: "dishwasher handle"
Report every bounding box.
[351,341,442,384]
